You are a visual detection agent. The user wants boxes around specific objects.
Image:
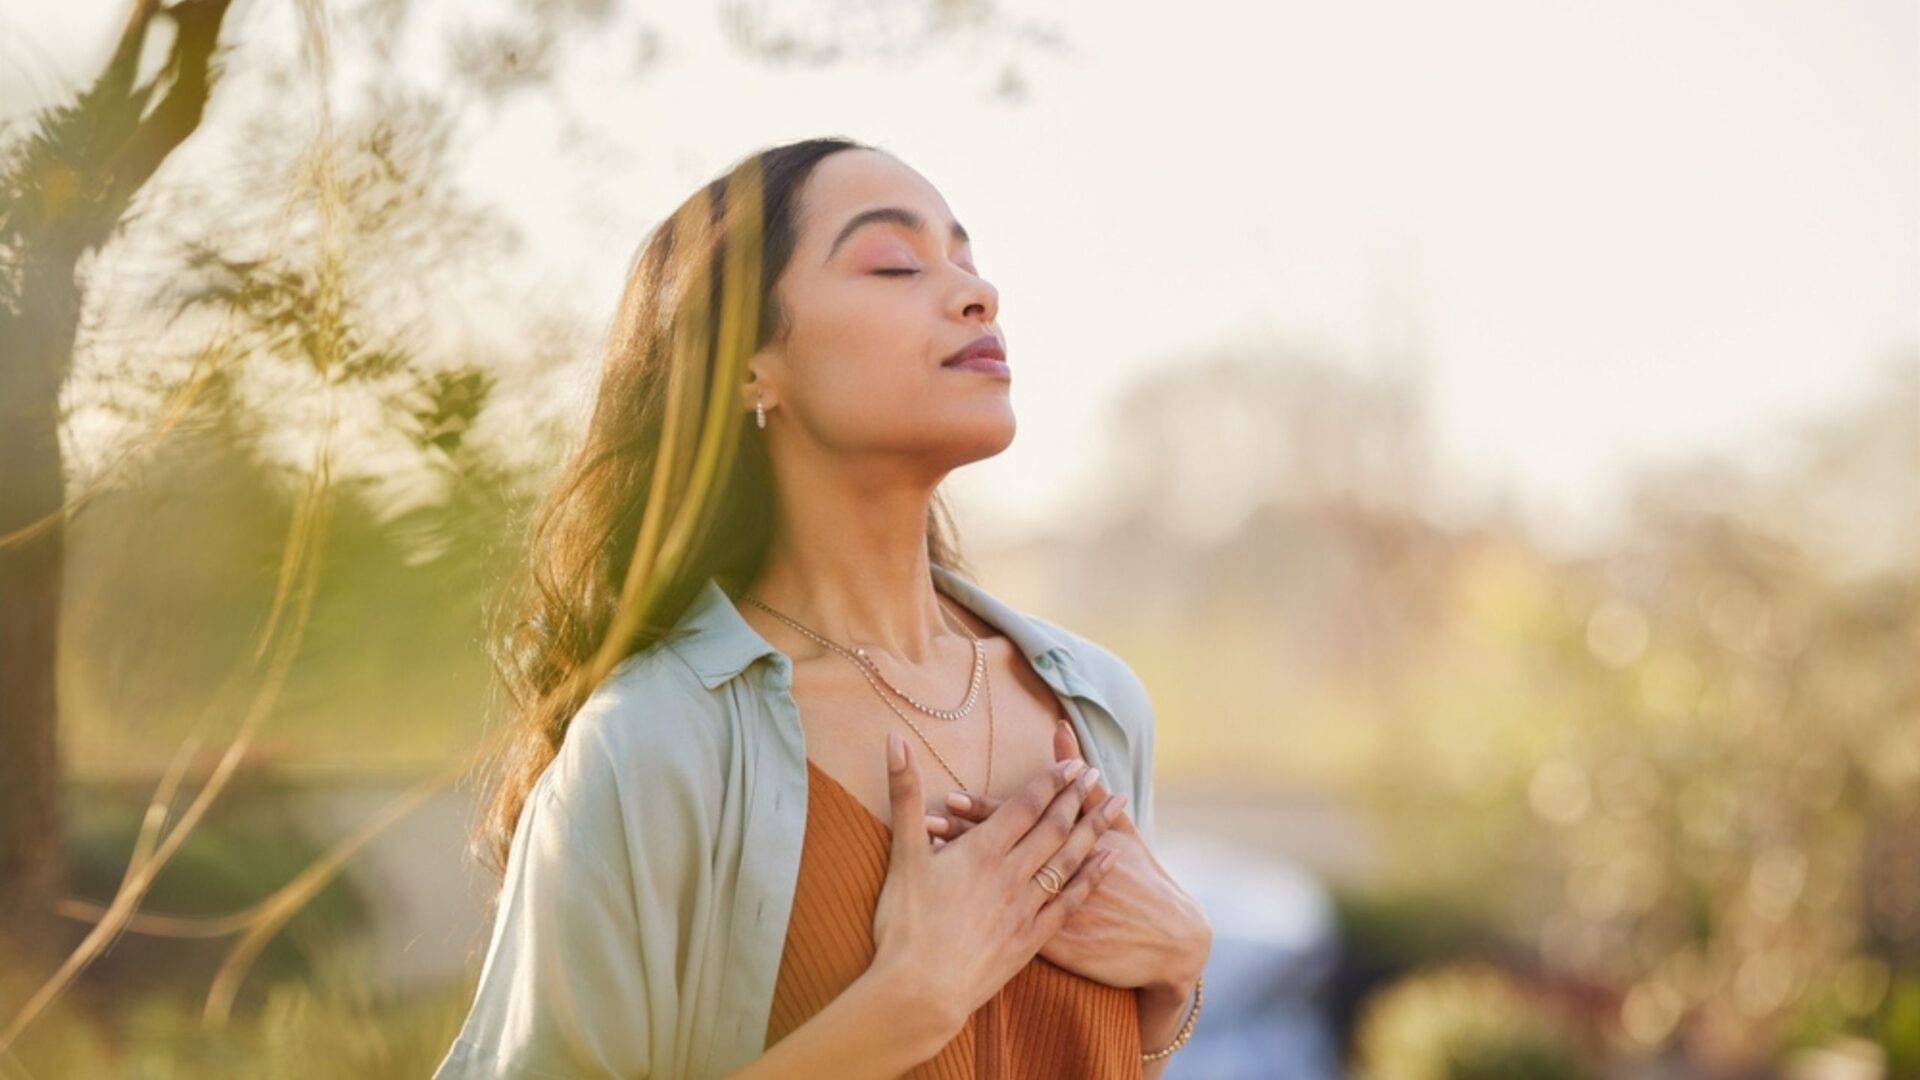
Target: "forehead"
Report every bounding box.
[795,150,954,248]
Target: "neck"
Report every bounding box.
[741,468,956,665]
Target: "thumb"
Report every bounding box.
[885,733,928,866]
[1054,718,1132,833]
[1053,717,1080,765]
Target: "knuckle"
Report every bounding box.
[1062,820,1093,852]
[1040,808,1073,840]
[1020,789,1050,818]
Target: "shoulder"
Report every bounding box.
[1022,612,1156,734]
[537,646,732,835]
[1019,611,1161,843]
[566,646,729,750]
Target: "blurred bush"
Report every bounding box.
[4,940,473,1078]
[1352,960,1599,1080]
[57,772,373,1006]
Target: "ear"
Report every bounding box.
[741,347,789,414]
[739,368,764,408]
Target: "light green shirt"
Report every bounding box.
[434,562,1158,1079]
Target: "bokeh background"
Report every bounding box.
[2,1,1915,1077]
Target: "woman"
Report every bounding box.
[435,136,1211,1079]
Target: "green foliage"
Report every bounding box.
[7,944,475,1078]
[1331,883,1506,970]
[1882,976,1920,1079]
[1793,969,1920,1079]
[1347,393,1920,1068]
[1353,962,1597,1080]
[60,776,372,1000]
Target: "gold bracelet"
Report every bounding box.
[1139,973,1203,1064]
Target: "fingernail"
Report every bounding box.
[1100,849,1118,870]
[946,792,971,812]
[1062,759,1085,781]
[925,814,947,834]
[1079,767,1100,789]
[1103,793,1128,821]
[932,836,946,849]
[888,733,904,772]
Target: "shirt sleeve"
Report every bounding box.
[435,674,710,1079]
[1123,666,1158,849]
[1093,641,1160,848]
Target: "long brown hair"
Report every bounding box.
[472,136,974,877]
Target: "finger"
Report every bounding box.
[1053,717,1078,765]
[953,777,1119,829]
[926,811,980,841]
[1024,775,1120,903]
[1054,719,1104,809]
[944,789,1001,822]
[1052,719,1110,811]
[1033,847,1121,938]
[1011,763,1104,879]
[975,756,1087,853]
[884,734,929,868]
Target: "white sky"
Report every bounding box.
[6,0,1915,552]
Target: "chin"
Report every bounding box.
[951,414,1017,463]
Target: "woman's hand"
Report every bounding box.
[925,719,1212,998]
[867,732,1122,1043]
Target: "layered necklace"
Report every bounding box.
[737,588,994,796]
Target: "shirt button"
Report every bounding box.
[1035,654,1052,669]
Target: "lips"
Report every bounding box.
[941,334,1006,368]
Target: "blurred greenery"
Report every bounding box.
[59,776,373,1002]
[2,942,473,1080]
[59,404,529,779]
[1352,961,1598,1080]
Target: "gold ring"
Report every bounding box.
[1033,865,1066,895]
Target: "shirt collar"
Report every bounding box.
[664,563,1101,713]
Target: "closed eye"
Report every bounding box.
[873,268,920,277]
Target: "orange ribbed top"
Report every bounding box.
[763,747,1143,1077]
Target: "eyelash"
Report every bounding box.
[874,268,920,277]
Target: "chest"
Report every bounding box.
[790,634,1074,826]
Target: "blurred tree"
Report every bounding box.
[1363,357,1920,1074]
[0,0,237,951]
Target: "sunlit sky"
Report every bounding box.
[6,1,1915,553]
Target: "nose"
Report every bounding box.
[953,267,998,324]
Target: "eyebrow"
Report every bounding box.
[824,206,970,263]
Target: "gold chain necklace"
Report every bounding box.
[742,592,985,720]
[738,590,994,796]
[854,628,987,720]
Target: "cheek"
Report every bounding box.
[786,331,926,432]
[801,297,927,383]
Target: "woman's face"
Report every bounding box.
[749,149,1011,472]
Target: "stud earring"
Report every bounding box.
[756,397,766,429]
